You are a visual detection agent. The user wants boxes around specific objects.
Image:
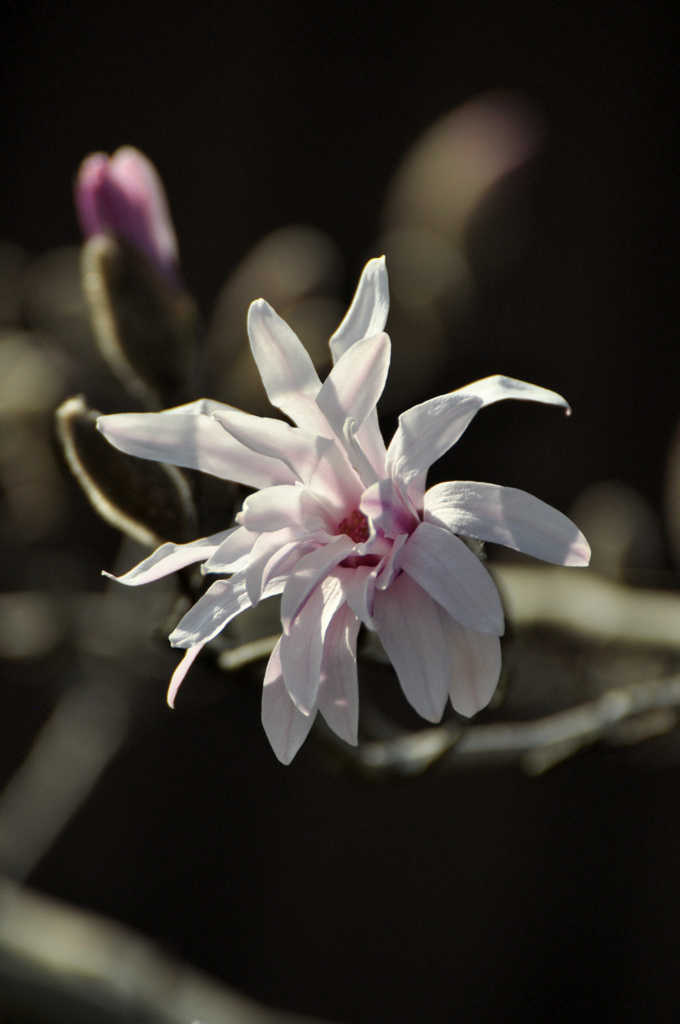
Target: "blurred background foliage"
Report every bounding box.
[1,2,679,1023]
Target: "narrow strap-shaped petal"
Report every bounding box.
[247,299,330,435]
[332,565,379,628]
[329,257,390,362]
[212,408,332,484]
[238,484,330,534]
[454,374,571,414]
[424,481,591,566]
[316,332,391,442]
[202,526,258,574]
[167,643,205,708]
[279,584,326,715]
[436,608,502,717]
[106,529,233,586]
[385,392,483,494]
[373,572,451,722]
[280,535,355,632]
[169,575,253,648]
[261,639,316,764]
[245,530,309,605]
[98,409,295,488]
[317,603,361,745]
[400,522,505,635]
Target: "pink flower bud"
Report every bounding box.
[75,147,180,288]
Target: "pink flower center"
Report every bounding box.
[337,509,370,544]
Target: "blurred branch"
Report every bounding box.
[0,876,338,1024]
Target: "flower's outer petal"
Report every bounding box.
[329,257,390,362]
[261,639,316,764]
[97,409,295,489]
[247,299,330,435]
[105,529,232,586]
[238,484,329,534]
[385,392,483,493]
[455,374,571,415]
[212,408,332,484]
[279,584,326,714]
[169,575,252,648]
[436,609,502,717]
[400,522,505,635]
[424,481,591,566]
[373,573,451,722]
[317,603,361,745]
[202,527,258,574]
[167,643,205,708]
[316,332,391,441]
[280,535,355,633]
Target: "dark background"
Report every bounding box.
[2,2,680,1022]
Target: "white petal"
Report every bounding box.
[316,332,391,440]
[261,639,316,763]
[280,535,355,632]
[97,409,295,488]
[279,585,326,714]
[360,478,419,540]
[455,374,571,414]
[167,644,204,708]
[106,529,232,586]
[400,522,505,635]
[203,527,258,574]
[332,565,379,628]
[308,443,364,517]
[329,257,390,362]
[169,575,252,647]
[385,392,483,493]
[436,610,502,717]
[373,573,450,722]
[247,299,330,434]
[317,603,361,745]
[212,408,332,484]
[238,484,330,534]
[424,481,591,566]
[245,530,309,605]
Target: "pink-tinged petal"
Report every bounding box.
[454,374,571,415]
[279,585,326,714]
[353,410,388,480]
[167,643,204,708]
[424,481,591,566]
[212,408,332,484]
[375,532,408,591]
[385,392,483,493]
[280,536,355,632]
[105,529,232,586]
[261,639,316,764]
[97,409,295,489]
[238,484,330,534]
[245,530,310,605]
[332,565,379,627]
[316,332,391,441]
[329,257,390,362]
[317,603,361,745]
[400,522,505,635]
[436,609,502,717]
[247,299,330,435]
[360,478,419,540]
[169,575,252,647]
[202,527,258,574]
[373,573,450,722]
[308,443,364,517]
[76,147,180,287]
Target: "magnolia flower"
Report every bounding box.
[98,257,589,763]
[75,146,180,287]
